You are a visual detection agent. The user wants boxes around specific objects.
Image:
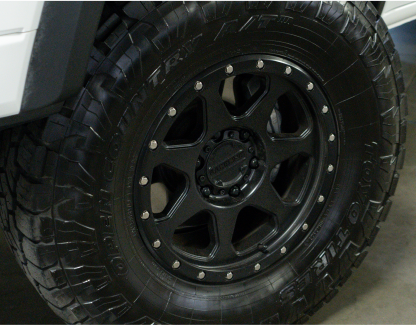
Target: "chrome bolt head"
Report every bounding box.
[302,223,309,231]
[168,107,177,117]
[307,82,314,91]
[229,186,240,197]
[254,263,261,271]
[197,271,206,280]
[327,164,334,172]
[284,66,292,75]
[280,246,287,255]
[201,187,211,197]
[194,81,203,91]
[149,140,158,150]
[256,59,264,69]
[152,239,161,249]
[329,134,336,142]
[249,157,259,169]
[141,210,150,220]
[226,272,233,280]
[225,64,234,75]
[139,176,149,186]
[172,260,181,269]
[322,105,329,114]
[318,195,325,203]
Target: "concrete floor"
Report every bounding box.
[1,21,416,325]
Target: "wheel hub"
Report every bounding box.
[196,129,263,201]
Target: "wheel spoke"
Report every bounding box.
[266,130,316,166]
[247,180,288,223]
[211,207,239,262]
[247,75,292,127]
[202,83,239,134]
[152,144,202,176]
[155,187,203,242]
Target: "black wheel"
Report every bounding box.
[0,1,407,324]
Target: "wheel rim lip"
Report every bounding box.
[133,54,338,283]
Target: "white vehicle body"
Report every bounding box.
[0,1,415,122]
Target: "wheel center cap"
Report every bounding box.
[206,140,249,187]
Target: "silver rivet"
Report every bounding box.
[194,81,203,91]
[284,66,292,75]
[141,210,150,220]
[152,239,161,249]
[256,59,264,69]
[254,263,261,271]
[168,107,177,117]
[172,260,181,269]
[149,140,158,150]
[318,195,325,203]
[307,82,314,91]
[302,223,309,231]
[197,271,206,280]
[225,64,234,75]
[226,272,233,280]
[139,176,149,186]
[280,246,287,255]
[329,134,335,142]
[322,105,329,114]
[327,164,334,172]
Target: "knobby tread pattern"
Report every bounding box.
[0,1,407,324]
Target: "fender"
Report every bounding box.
[0,1,103,128]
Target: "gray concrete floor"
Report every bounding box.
[1,21,416,325]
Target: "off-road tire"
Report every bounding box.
[0,1,407,323]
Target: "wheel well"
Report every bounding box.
[371,1,386,14]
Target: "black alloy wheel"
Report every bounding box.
[135,56,337,283]
[0,2,406,324]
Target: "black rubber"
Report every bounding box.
[0,1,407,324]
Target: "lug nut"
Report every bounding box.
[254,263,261,272]
[322,105,329,114]
[240,131,250,141]
[201,187,211,197]
[141,210,150,220]
[249,157,259,169]
[280,246,287,255]
[256,59,264,70]
[225,64,234,75]
[199,175,206,182]
[327,164,334,172]
[139,176,149,186]
[226,272,233,280]
[194,81,203,91]
[152,239,161,249]
[220,190,226,195]
[307,82,314,91]
[168,107,177,117]
[149,140,158,150]
[229,186,240,197]
[204,146,211,153]
[172,260,181,269]
[248,146,254,153]
[284,66,292,75]
[302,223,309,231]
[228,131,235,138]
[318,195,325,203]
[329,134,335,142]
[197,271,206,280]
